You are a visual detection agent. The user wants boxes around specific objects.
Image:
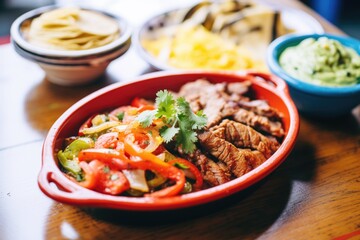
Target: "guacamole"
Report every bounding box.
[279,37,360,86]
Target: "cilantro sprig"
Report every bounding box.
[136,90,207,153]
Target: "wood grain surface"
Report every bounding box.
[0,1,359,239]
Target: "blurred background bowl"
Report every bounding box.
[10,5,132,86]
[134,4,324,72]
[267,33,360,118]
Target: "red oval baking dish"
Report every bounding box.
[38,71,299,211]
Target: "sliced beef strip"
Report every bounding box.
[238,99,283,120]
[198,131,263,177]
[178,79,225,106]
[221,101,239,117]
[226,81,251,95]
[249,150,267,168]
[177,148,231,186]
[179,79,250,101]
[232,108,285,138]
[203,97,226,128]
[214,119,280,158]
[178,79,228,128]
[204,160,232,186]
[177,78,212,99]
[228,93,250,103]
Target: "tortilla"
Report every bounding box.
[27,7,120,50]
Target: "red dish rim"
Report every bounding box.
[38,70,299,211]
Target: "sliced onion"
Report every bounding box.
[156,152,166,161]
[81,121,120,135]
[129,127,163,153]
[122,169,149,192]
[111,124,128,133]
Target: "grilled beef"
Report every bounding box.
[238,99,283,119]
[232,108,284,138]
[178,79,284,137]
[188,149,231,186]
[177,148,231,186]
[226,81,251,95]
[175,79,285,187]
[179,79,227,127]
[214,119,279,158]
[198,131,265,177]
[203,97,226,128]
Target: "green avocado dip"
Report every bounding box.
[279,37,360,86]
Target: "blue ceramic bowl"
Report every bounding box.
[267,33,360,117]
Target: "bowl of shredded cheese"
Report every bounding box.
[11,5,131,86]
[140,23,265,71]
[134,0,323,72]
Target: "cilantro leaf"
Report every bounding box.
[155,90,176,120]
[136,110,157,127]
[135,90,207,153]
[177,128,198,154]
[116,111,125,121]
[177,115,199,153]
[177,97,207,130]
[159,125,179,143]
[193,110,207,129]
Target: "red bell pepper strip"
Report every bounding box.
[123,136,185,197]
[152,145,166,155]
[131,160,185,198]
[78,148,131,170]
[76,161,97,189]
[168,158,203,191]
[138,105,156,112]
[131,97,153,108]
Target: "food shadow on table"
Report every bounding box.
[23,67,154,135]
[43,137,317,239]
[300,105,360,132]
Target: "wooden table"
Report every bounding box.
[1,1,359,239]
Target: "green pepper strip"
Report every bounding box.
[57,138,94,176]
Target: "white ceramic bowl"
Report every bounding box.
[134,5,324,71]
[11,5,132,86]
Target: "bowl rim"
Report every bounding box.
[38,70,300,211]
[12,37,131,66]
[267,33,360,97]
[134,5,325,71]
[10,5,132,58]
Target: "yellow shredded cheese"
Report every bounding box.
[142,24,266,71]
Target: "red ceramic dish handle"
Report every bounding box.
[38,161,99,204]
